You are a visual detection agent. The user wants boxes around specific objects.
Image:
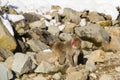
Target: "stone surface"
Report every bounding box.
[59,33,72,41]
[0,19,16,51]
[80,18,87,26]
[29,20,46,29]
[64,22,77,33]
[81,41,93,50]
[0,47,13,60]
[33,75,47,80]
[63,8,80,24]
[12,53,33,75]
[75,24,110,45]
[99,74,115,80]
[66,69,89,80]
[52,72,62,80]
[5,56,14,70]
[35,61,59,73]
[47,26,60,35]
[88,11,105,23]
[0,63,13,80]
[27,39,50,52]
[115,66,120,73]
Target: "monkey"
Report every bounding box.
[52,36,83,67]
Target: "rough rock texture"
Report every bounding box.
[75,24,110,45]
[0,19,17,51]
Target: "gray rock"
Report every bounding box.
[66,69,89,80]
[85,61,97,72]
[99,74,115,80]
[35,61,59,73]
[27,39,50,52]
[0,63,13,80]
[59,33,72,41]
[47,26,60,35]
[63,8,80,24]
[33,75,47,80]
[80,18,87,26]
[81,41,93,49]
[12,53,34,75]
[75,24,110,45]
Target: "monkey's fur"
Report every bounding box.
[52,37,83,66]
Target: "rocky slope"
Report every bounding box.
[0,5,120,80]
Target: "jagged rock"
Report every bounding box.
[51,5,61,11]
[63,8,80,24]
[96,20,112,27]
[63,22,77,33]
[0,63,13,80]
[0,47,13,60]
[59,33,72,41]
[88,11,105,23]
[66,69,89,80]
[99,74,115,80]
[23,13,41,23]
[75,24,110,46]
[47,26,60,35]
[115,66,120,73]
[35,61,59,73]
[50,11,60,23]
[8,7,18,14]
[81,41,93,50]
[28,28,60,46]
[29,20,46,29]
[0,19,16,51]
[35,52,52,64]
[52,72,62,80]
[13,20,28,35]
[27,39,50,52]
[12,53,34,75]
[85,61,97,72]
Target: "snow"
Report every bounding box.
[0,17,14,36]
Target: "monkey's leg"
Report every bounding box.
[66,54,75,66]
[58,55,66,65]
[73,50,80,66]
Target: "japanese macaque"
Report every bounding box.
[52,36,83,66]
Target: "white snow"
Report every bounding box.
[0,17,14,36]
[3,14,24,23]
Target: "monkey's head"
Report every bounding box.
[72,37,81,49]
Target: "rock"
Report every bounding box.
[96,20,112,27]
[75,24,110,45]
[0,47,13,60]
[115,66,120,73]
[35,61,59,73]
[5,56,14,70]
[12,53,34,75]
[51,5,61,11]
[59,33,72,41]
[0,56,4,61]
[33,75,47,80]
[8,7,18,14]
[66,69,89,80]
[47,26,60,35]
[35,52,52,64]
[0,19,17,51]
[13,20,27,35]
[27,39,50,52]
[50,11,60,23]
[85,61,97,72]
[0,63,13,80]
[64,22,77,33]
[29,20,46,29]
[23,13,41,23]
[66,67,77,74]
[99,74,115,80]
[81,41,93,50]
[28,28,60,46]
[80,18,87,26]
[87,50,106,63]
[88,11,105,23]
[52,72,62,80]
[63,8,80,24]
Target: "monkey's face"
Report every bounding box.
[72,38,81,49]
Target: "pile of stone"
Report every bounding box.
[0,5,120,80]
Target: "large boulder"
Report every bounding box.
[75,24,110,46]
[12,53,34,75]
[0,19,16,51]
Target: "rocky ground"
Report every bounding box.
[0,5,120,80]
